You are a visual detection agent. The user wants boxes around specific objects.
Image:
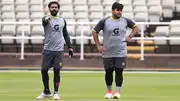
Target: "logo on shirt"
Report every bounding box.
[59,62,63,67]
[122,61,126,68]
[112,28,120,36]
[53,25,60,31]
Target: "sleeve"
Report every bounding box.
[42,16,48,27]
[93,19,105,34]
[126,18,136,28]
[63,19,72,48]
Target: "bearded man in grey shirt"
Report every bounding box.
[92,2,138,99]
[36,1,73,100]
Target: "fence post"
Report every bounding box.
[80,25,84,60]
[140,24,144,61]
[20,25,25,60]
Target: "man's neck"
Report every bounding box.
[51,15,58,18]
[111,15,120,20]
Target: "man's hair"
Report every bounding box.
[48,1,60,9]
[112,2,124,10]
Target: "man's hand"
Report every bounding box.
[68,48,73,58]
[126,35,132,42]
[97,45,106,53]
[126,25,138,42]
[45,16,51,22]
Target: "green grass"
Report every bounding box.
[0,71,180,101]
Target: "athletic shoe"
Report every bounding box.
[53,93,60,100]
[36,92,52,99]
[104,90,113,99]
[113,92,121,99]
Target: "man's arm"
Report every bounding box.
[42,16,51,27]
[63,19,73,58]
[129,25,138,38]
[92,19,106,53]
[126,18,139,40]
[63,20,71,48]
[92,30,101,48]
[92,30,106,53]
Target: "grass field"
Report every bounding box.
[0,71,180,101]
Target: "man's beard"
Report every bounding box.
[113,14,121,19]
[50,10,58,16]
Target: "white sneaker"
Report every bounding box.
[53,93,60,100]
[113,92,121,99]
[36,92,52,99]
[104,91,113,99]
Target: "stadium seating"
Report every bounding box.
[169,20,180,45]
[0,0,180,53]
[154,26,169,45]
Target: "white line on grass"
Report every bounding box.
[0,70,180,74]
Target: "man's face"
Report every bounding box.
[112,8,122,19]
[49,3,59,16]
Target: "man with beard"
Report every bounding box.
[92,2,138,99]
[36,1,73,100]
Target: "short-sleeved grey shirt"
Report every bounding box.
[93,16,136,57]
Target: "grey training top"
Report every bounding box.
[93,16,136,58]
[42,15,71,51]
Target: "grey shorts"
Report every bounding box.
[41,50,63,70]
[103,57,126,70]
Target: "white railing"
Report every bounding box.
[0,21,180,60]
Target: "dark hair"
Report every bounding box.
[112,2,124,10]
[48,1,60,9]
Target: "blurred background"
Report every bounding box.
[0,0,180,71]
